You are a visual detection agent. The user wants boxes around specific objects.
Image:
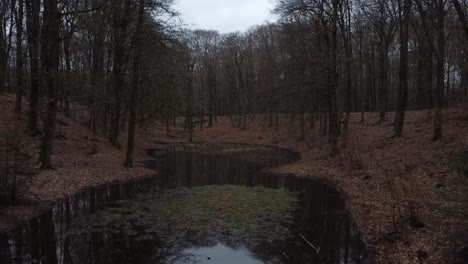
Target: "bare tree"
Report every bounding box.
[0,1,8,93]
[109,0,131,146]
[40,0,60,169]
[433,0,447,141]
[25,0,40,133]
[15,0,24,112]
[394,0,412,137]
[125,0,145,168]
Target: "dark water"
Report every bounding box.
[0,143,367,264]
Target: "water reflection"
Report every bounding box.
[173,244,263,264]
[0,143,367,264]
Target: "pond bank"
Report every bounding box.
[0,95,169,233]
[193,110,468,264]
[1,142,367,264]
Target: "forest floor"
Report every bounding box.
[1,92,467,263]
[191,109,468,264]
[0,94,166,232]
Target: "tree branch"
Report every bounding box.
[453,0,468,38]
[60,3,104,16]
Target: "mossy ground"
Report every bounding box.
[70,185,299,247]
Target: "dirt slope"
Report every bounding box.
[0,94,157,232]
[193,110,468,264]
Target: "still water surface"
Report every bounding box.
[0,143,367,263]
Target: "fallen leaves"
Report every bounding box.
[192,109,468,264]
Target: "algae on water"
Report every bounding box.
[69,185,299,249]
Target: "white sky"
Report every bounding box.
[173,0,277,33]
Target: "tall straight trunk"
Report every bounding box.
[4,1,14,94]
[110,0,127,146]
[447,54,452,105]
[26,0,40,133]
[462,43,468,98]
[378,45,388,123]
[208,112,213,127]
[63,37,72,117]
[322,113,329,136]
[299,110,305,141]
[342,0,352,133]
[40,0,60,169]
[40,213,58,263]
[433,0,445,141]
[0,14,6,93]
[394,0,412,137]
[359,35,365,123]
[200,107,204,131]
[415,36,433,110]
[89,2,104,133]
[187,63,194,142]
[452,0,468,98]
[268,112,273,127]
[425,45,434,112]
[15,0,24,113]
[328,0,340,153]
[124,0,144,168]
[310,112,315,129]
[40,0,48,95]
[207,65,216,127]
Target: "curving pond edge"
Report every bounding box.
[0,142,371,264]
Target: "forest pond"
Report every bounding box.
[0,143,367,264]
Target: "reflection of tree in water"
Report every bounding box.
[65,231,190,263]
[62,185,297,263]
[0,235,11,263]
[0,144,367,264]
[243,175,367,264]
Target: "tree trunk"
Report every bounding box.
[462,43,468,99]
[15,0,24,113]
[310,113,315,129]
[110,0,128,146]
[415,35,433,110]
[328,0,340,154]
[207,64,216,127]
[89,1,105,134]
[275,113,279,131]
[63,36,72,118]
[378,45,388,123]
[299,110,305,141]
[342,0,352,133]
[433,0,445,141]
[39,0,60,169]
[124,0,144,168]
[0,10,6,94]
[200,107,204,131]
[187,63,194,142]
[394,0,412,137]
[26,0,40,134]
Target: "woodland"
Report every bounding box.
[0,0,468,263]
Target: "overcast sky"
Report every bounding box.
[173,0,276,33]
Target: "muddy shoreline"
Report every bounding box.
[1,142,370,264]
[1,142,300,235]
[0,172,159,235]
[1,142,375,262]
[192,112,468,263]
